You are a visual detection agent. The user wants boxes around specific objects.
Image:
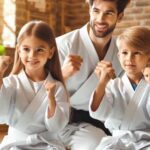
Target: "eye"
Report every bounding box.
[121,51,128,55]
[134,51,141,55]
[104,11,114,16]
[145,74,149,78]
[92,8,99,13]
[21,47,30,52]
[36,48,46,52]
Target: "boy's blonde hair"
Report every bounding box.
[117,26,150,54]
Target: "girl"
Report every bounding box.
[89,26,150,150]
[0,21,69,150]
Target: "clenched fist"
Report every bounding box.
[95,60,116,83]
[62,54,83,80]
[45,81,56,100]
[0,56,12,77]
[45,81,56,117]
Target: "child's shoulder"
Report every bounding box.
[108,76,125,88]
[110,77,123,83]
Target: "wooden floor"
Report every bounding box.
[0,132,6,142]
[0,124,8,142]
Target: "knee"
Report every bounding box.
[71,142,94,150]
[69,125,106,150]
[70,138,100,150]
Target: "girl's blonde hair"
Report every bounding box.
[117,26,150,54]
[11,20,64,85]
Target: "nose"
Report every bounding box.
[97,12,105,22]
[126,53,133,62]
[29,50,36,57]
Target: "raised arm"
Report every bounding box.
[45,81,57,118]
[91,60,116,111]
[44,81,69,132]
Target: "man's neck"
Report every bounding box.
[89,27,112,60]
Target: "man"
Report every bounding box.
[56,0,130,150]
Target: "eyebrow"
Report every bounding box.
[92,6,116,13]
[21,45,46,48]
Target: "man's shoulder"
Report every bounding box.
[57,28,78,37]
[56,24,87,43]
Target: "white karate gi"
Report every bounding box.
[56,23,123,150]
[0,70,69,150]
[90,73,150,150]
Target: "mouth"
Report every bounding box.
[125,64,136,69]
[95,23,108,32]
[27,60,39,65]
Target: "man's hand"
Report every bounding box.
[95,60,116,83]
[62,54,83,80]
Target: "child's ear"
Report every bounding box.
[49,46,55,59]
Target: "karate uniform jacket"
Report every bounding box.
[56,23,123,111]
[90,73,150,150]
[0,70,69,150]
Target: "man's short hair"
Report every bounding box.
[86,0,130,14]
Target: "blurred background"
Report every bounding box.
[0,0,150,47]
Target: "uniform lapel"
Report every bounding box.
[70,33,123,110]
[18,70,35,101]
[121,76,147,130]
[15,72,51,131]
[80,24,99,68]
[106,38,123,77]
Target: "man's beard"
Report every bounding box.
[90,21,116,38]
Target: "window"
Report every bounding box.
[1,0,16,47]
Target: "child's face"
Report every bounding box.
[18,36,54,74]
[143,67,150,84]
[118,42,150,78]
